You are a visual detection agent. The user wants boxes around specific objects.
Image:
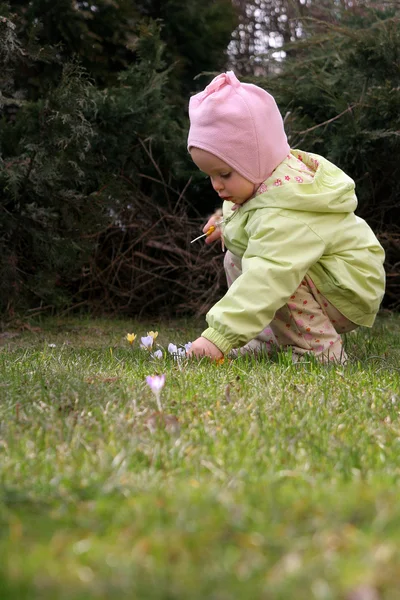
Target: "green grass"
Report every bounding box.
[0,313,400,599]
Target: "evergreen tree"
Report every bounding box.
[133,0,238,97]
[6,0,140,95]
[0,11,184,313]
[229,0,399,75]
[5,0,238,100]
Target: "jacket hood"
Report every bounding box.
[240,150,358,214]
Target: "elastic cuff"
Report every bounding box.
[201,328,233,355]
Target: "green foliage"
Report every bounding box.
[0,13,186,313]
[90,24,184,189]
[6,0,141,94]
[132,0,238,98]
[5,0,237,99]
[0,59,97,311]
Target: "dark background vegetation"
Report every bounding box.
[0,0,399,319]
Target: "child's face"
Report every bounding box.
[190,148,255,205]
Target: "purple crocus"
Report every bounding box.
[167,343,186,359]
[145,374,166,411]
[146,374,165,392]
[141,335,154,350]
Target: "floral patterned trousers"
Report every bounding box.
[224,250,358,363]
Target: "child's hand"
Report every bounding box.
[188,337,224,361]
[203,211,223,245]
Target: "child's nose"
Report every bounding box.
[211,177,223,192]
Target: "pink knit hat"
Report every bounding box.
[187,71,290,185]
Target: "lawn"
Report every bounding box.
[0,313,399,599]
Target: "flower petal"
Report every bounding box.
[140,335,154,349]
[146,374,166,393]
[126,333,137,344]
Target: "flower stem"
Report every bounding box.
[155,392,163,412]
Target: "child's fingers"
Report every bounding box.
[205,228,221,244]
[202,216,216,233]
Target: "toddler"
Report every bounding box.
[187,71,385,363]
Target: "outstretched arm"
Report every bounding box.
[201,213,326,354]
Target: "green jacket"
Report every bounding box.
[202,150,386,355]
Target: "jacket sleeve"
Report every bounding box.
[201,212,326,354]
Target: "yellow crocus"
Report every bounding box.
[126,333,137,344]
[147,331,159,340]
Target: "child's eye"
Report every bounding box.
[220,172,231,179]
